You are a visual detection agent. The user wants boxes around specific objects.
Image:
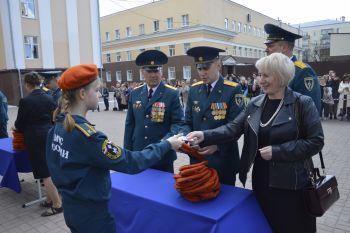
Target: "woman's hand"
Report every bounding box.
[186,131,204,145]
[198,145,218,155]
[259,146,272,160]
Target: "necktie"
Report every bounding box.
[148,88,153,100]
[207,84,212,97]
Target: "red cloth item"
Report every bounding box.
[179,143,204,160]
[58,64,98,90]
[174,161,220,202]
[12,130,26,151]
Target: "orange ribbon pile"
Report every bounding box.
[12,130,26,151]
[179,143,204,160]
[174,161,220,202]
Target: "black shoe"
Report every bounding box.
[41,206,63,217]
[104,109,108,111]
[329,115,333,120]
[334,116,338,120]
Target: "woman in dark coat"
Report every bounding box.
[187,53,324,233]
[15,72,62,216]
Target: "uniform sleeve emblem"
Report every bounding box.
[304,77,314,91]
[235,94,244,107]
[102,140,122,160]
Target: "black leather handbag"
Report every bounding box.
[294,96,339,217]
[302,152,340,217]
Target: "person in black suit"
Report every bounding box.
[15,72,62,217]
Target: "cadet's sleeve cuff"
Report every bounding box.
[160,139,172,151]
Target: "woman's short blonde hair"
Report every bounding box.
[255,53,295,87]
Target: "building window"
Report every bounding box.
[237,47,242,56]
[106,53,111,63]
[106,71,111,82]
[248,49,252,57]
[167,17,173,29]
[154,20,159,32]
[21,0,35,18]
[183,66,191,80]
[154,46,161,51]
[140,48,146,53]
[237,22,241,32]
[127,70,133,81]
[139,24,145,35]
[248,25,251,34]
[253,49,257,58]
[233,46,236,55]
[116,71,122,82]
[126,51,132,61]
[139,69,144,81]
[116,52,121,62]
[224,18,228,29]
[105,32,110,41]
[184,43,191,53]
[168,67,176,80]
[115,29,120,40]
[169,45,175,57]
[232,21,235,31]
[24,36,39,59]
[244,48,248,57]
[181,14,189,27]
[257,28,261,37]
[126,27,132,37]
[243,24,247,33]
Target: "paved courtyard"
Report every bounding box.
[1,100,350,233]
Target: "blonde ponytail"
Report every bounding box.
[55,90,77,132]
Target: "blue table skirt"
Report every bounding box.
[0,138,32,193]
[109,169,272,233]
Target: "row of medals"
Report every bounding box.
[211,102,227,120]
[151,102,165,122]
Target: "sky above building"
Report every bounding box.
[99,0,350,25]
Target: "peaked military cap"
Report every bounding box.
[39,71,62,84]
[136,50,168,71]
[186,46,225,64]
[264,23,302,44]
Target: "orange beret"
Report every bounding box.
[58,64,98,90]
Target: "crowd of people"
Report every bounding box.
[0,23,348,233]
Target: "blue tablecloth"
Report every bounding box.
[0,138,32,193]
[109,169,272,233]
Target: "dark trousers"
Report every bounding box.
[0,123,8,138]
[320,102,330,118]
[116,97,122,110]
[151,162,174,173]
[329,101,338,118]
[103,97,109,110]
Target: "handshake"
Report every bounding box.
[166,132,217,158]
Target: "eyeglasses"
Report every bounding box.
[196,62,213,71]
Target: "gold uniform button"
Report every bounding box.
[203,117,207,121]
[146,115,149,118]
[144,136,148,139]
[145,125,148,128]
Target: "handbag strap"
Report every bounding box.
[294,96,326,173]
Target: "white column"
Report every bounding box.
[65,0,80,66]
[90,0,102,68]
[0,0,14,69]
[38,0,55,68]
[5,0,25,69]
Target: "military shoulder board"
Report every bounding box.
[165,84,177,90]
[134,84,145,90]
[74,123,97,138]
[224,80,238,87]
[191,81,203,87]
[294,61,307,69]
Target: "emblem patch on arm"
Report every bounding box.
[102,140,122,160]
[304,77,314,91]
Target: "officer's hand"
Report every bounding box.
[259,146,272,160]
[186,131,204,145]
[198,145,218,155]
[166,134,185,151]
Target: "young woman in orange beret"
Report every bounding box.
[46,64,184,233]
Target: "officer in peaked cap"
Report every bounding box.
[264,23,321,112]
[40,71,62,104]
[124,50,184,173]
[182,46,243,185]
